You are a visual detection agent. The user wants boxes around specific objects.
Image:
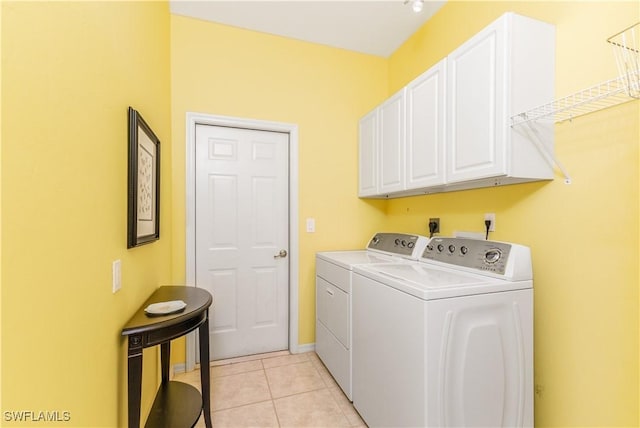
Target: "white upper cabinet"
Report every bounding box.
[446,12,555,186]
[406,59,447,189]
[378,89,406,195]
[358,60,446,198]
[358,12,556,198]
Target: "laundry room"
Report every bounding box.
[1,1,638,427]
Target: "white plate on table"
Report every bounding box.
[145,300,187,315]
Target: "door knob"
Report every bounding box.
[274,249,288,259]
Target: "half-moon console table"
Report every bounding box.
[122,286,213,428]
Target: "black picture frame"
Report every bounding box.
[127,107,160,248]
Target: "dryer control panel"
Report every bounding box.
[367,233,429,259]
[422,238,532,281]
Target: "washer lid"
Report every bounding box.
[316,250,407,270]
[353,262,532,300]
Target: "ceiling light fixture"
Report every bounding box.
[405,0,424,13]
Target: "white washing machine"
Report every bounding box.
[315,232,430,400]
[352,237,533,428]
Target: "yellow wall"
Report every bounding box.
[170,15,388,348]
[386,1,639,426]
[1,2,172,426]
[0,0,3,409]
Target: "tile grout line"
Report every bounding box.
[307,353,365,427]
[266,352,347,426]
[211,366,264,379]
[261,357,282,428]
[318,372,355,426]
[264,357,327,400]
[306,353,355,426]
[211,398,275,413]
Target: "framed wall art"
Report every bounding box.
[127,107,160,248]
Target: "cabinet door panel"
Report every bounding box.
[406,60,446,189]
[358,110,378,197]
[378,90,405,194]
[447,20,506,183]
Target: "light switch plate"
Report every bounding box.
[112,259,122,293]
[306,218,315,233]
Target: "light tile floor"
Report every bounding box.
[174,351,367,428]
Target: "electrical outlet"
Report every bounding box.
[484,213,496,232]
[429,218,440,234]
[112,259,122,293]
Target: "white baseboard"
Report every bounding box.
[172,363,186,374]
[291,343,315,354]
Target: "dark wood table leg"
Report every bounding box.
[160,341,170,384]
[199,312,212,428]
[127,335,143,428]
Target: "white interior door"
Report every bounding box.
[195,124,289,360]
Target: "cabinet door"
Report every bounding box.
[406,59,447,189]
[446,18,507,183]
[358,109,378,197]
[378,90,406,195]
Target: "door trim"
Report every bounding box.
[184,112,299,371]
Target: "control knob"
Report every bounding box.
[484,248,502,264]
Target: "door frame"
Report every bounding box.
[184,112,300,371]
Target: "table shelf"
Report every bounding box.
[145,381,203,428]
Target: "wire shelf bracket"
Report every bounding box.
[516,121,572,184]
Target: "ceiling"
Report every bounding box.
[169,1,446,57]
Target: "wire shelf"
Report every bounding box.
[510,74,636,126]
[608,22,640,98]
[509,22,640,184]
[512,22,639,126]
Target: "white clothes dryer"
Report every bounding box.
[352,237,534,427]
[315,232,430,400]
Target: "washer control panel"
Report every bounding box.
[422,238,513,275]
[367,233,429,259]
